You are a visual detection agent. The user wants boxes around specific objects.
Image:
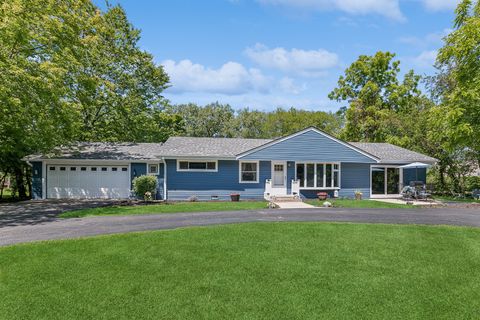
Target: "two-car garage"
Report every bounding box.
[46,164,131,199]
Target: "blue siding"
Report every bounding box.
[287,161,295,194]
[339,163,371,199]
[403,168,427,186]
[131,163,165,200]
[299,163,371,199]
[240,130,377,163]
[166,160,271,201]
[31,161,43,200]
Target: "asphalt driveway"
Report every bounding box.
[1,204,480,246]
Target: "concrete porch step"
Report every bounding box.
[270,195,301,202]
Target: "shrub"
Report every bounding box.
[132,175,158,201]
[188,195,198,202]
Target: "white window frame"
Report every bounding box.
[176,160,218,172]
[295,162,341,190]
[148,163,159,175]
[239,161,259,184]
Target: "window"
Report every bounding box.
[121,167,128,172]
[91,167,97,171]
[177,160,217,172]
[70,167,76,171]
[49,166,55,171]
[295,163,340,189]
[148,164,159,175]
[60,167,66,171]
[81,167,87,171]
[239,161,258,183]
[101,167,107,172]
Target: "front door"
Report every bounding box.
[271,161,287,195]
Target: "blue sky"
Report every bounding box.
[97,0,457,111]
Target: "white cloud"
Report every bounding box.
[257,0,405,21]
[412,50,437,68]
[421,0,459,11]
[162,59,271,95]
[245,43,339,77]
[278,77,306,94]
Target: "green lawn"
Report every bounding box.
[434,195,480,203]
[61,201,268,218]
[1,223,480,319]
[306,198,413,208]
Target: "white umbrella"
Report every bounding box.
[399,162,431,182]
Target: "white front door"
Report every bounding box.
[271,161,287,195]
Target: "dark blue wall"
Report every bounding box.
[241,130,377,163]
[31,161,43,200]
[166,159,271,201]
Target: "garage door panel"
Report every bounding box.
[47,165,130,199]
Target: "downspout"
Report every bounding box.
[162,157,167,201]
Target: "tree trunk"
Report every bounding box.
[13,165,27,199]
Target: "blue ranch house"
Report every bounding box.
[26,127,436,201]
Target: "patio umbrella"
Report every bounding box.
[399,162,431,182]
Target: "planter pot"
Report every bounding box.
[230,194,240,202]
[355,194,362,200]
[317,192,328,200]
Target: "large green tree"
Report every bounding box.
[432,0,480,162]
[328,51,431,148]
[0,0,176,197]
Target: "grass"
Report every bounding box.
[60,201,268,218]
[306,198,413,208]
[434,195,480,203]
[1,222,480,319]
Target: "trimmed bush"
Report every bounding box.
[133,175,158,200]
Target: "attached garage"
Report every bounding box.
[46,164,131,199]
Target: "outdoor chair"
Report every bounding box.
[473,189,480,200]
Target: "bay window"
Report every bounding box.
[295,163,340,189]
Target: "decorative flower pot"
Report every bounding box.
[355,193,362,200]
[230,194,240,202]
[317,192,328,200]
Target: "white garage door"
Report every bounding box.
[46,165,130,199]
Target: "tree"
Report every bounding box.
[0,0,174,197]
[433,0,480,163]
[328,51,428,144]
[168,102,235,137]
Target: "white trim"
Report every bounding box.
[370,165,403,198]
[236,127,379,162]
[42,161,46,199]
[238,161,259,184]
[176,159,218,172]
[295,161,341,190]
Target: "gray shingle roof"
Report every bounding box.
[26,142,165,161]
[349,142,437,163]
[160,137,272,158]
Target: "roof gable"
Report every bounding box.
[237,128,379,163]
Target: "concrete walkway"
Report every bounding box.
[1,207,480,246]
[275,201,315,209]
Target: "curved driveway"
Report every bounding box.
[1,207,480,246]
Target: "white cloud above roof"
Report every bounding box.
[245,43,339,77]
[162,59,271,95]
[257,0,405,21]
